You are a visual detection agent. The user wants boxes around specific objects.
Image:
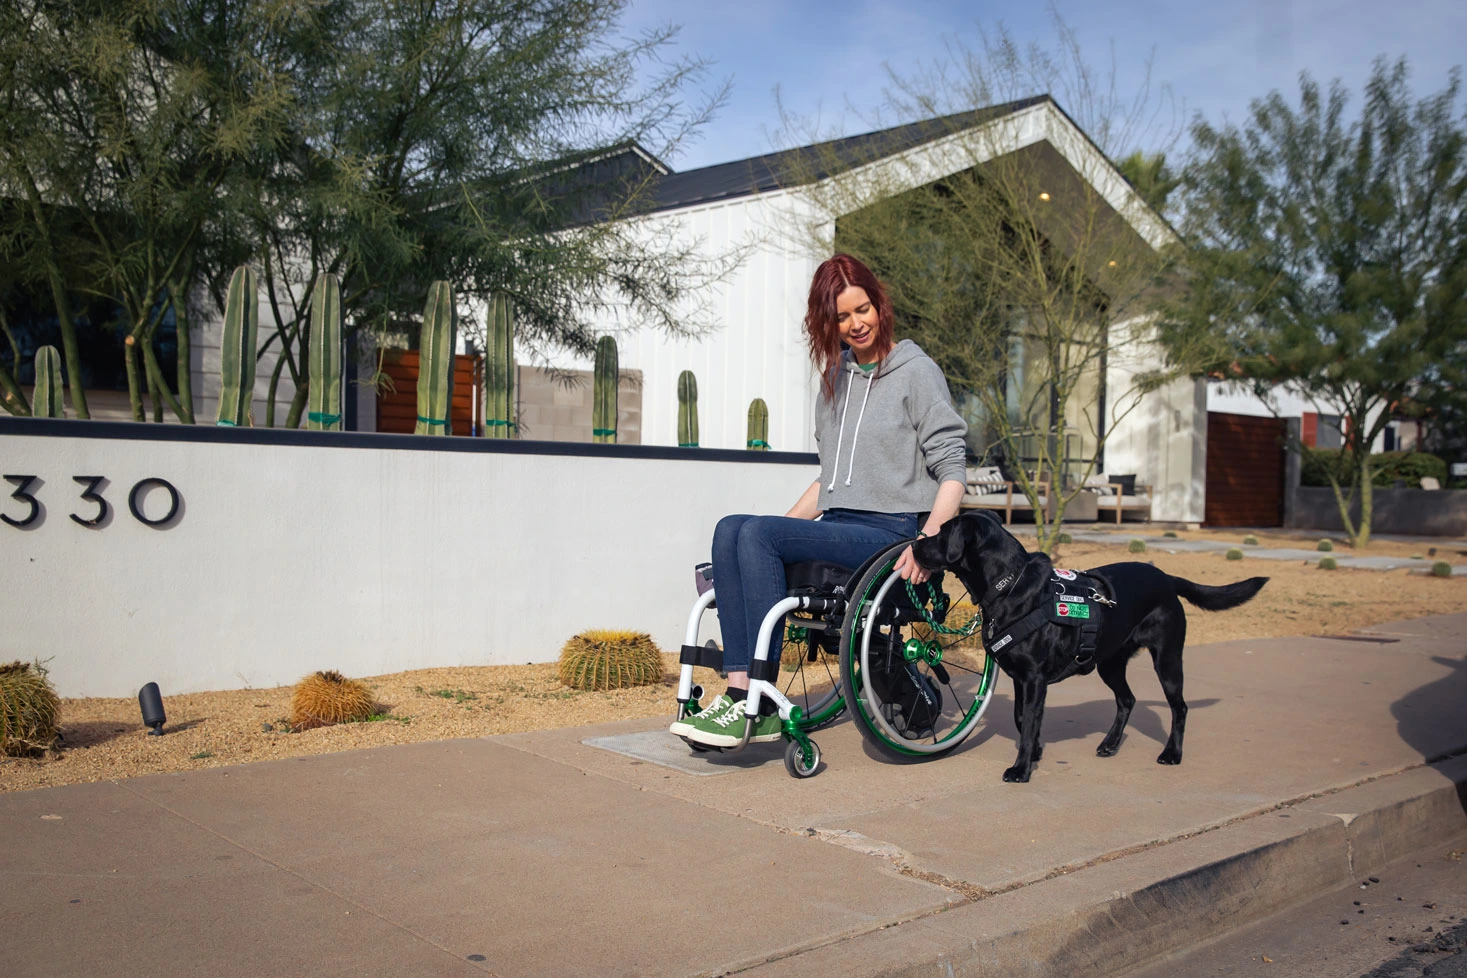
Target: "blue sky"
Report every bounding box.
[618,0,1467,171]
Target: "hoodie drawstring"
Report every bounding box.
[826,369,875,491]
[843,372,874,486]
[825,377,853,492]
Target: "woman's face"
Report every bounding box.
[836,285,881,364]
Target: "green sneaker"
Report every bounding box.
[685,698,784,748]
[669,694,732,738]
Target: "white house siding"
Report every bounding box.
[547,192,825,456]
[1103,319,1208,523]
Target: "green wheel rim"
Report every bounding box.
[842,544,998,756]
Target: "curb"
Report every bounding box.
[733,755,1467,977]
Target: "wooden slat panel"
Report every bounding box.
[1205,412,1285,526]
[376,350,480,436]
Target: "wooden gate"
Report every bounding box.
[375,350,481,435]
[1204,412,1285,526]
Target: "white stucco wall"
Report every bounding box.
[1,422,817,698]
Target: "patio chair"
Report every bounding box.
[1083,474,1152,524]
[959,466,1047,524]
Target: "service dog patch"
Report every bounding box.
[1054,598,1091,620]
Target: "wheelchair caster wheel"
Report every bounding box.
[784,739,820,778]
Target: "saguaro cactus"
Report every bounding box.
[415,281,456,435]
[592,335,618,443]
[31,346,65,418]
[677,370,698,447]
[746,398,769,450]
[306,273,342,431]
[216,265,258,427]
[484,294,515,438]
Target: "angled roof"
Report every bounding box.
[640,95,1049,214]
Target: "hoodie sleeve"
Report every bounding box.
[908,357,968,487]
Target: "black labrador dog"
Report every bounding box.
[912,511,1267,783]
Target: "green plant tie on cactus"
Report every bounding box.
[416,416,447,426]
[593,428,616,436]
[679,442,698,447]
[307,411,340,425]
[746,439,770,448]
[486,419,517,428]
[216,420,238,427]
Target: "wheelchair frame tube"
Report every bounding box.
[676,589,719,706]
[742,595,806,726]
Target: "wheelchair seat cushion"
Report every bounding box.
[786,560,854,595]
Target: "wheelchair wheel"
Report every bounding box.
[775,625,845,733]
[838,539,999,760]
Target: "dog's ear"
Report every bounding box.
[943,515,977,566]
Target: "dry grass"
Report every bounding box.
[3,529,1463,794]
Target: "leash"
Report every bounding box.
[903,579,983,637]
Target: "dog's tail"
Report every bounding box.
[1170,575,1269,611]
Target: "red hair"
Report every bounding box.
[804,254,895,402]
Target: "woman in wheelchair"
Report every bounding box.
[670,253,968,749]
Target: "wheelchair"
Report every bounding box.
[675,538,1001,778]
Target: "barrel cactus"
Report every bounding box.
[677,370,699,447]
[593,335,618,443]
[306,273,342,431]
[0,660,60,756]
[415,281,456,435]
[31,346,65,418]
[746,398,769,450]
[290,670,375,731]
[485,293,515,438]
[217,265,258,427]
[558,630,663,691]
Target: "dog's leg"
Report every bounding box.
[1010,675,1042,762]
[1150,607,1188,765]
[1003,677,1047,783]
[1095,651,1137,757]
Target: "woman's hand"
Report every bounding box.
[893,544,930,584]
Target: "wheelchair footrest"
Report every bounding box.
[680,643,724,670]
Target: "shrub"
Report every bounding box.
[1432,561,1453,578]
[1226,548,1244,561]
[1163,530,1178,538]
[1056,532,1072,544]
[558,630,663,691]
[1411,553,1424,560]
[1242,535,1259,546]
[0,661,60,756]
[291,670,374,730]
[1128,539,1146,553]
[1317,539,1334,552]
[1318,556,1338,570]
[1300,448,1447,488]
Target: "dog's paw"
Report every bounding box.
[1096,739,1120,757]
[1156,748,1182,765]
[1002,765,1032,783]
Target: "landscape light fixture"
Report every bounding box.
[1038,192,1051,201]
[138,682,166,735]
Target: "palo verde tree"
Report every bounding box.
[776,20,1201,552]
[0,0,299,423]
[1163,58,1467,547]
[235,0,735,428]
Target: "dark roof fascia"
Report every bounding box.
[640,95,1052,215]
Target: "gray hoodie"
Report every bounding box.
[814,339,968,514]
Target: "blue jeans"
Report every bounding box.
[710,509,919,673]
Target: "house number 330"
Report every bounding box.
[1,475,182,528]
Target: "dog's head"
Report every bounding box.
[913,511,1034,601]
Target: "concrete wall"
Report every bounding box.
[0,419,818,698]
[1287,487,1467,537]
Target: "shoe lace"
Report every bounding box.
[711,702,750,728]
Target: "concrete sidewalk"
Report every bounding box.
[6,615,1467,978]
